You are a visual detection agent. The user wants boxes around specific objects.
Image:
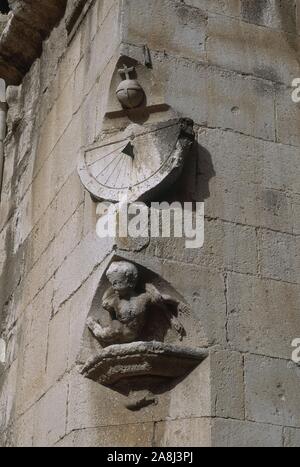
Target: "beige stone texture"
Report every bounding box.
[0,0,300,448]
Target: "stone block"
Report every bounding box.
[210,350,245,420]
[66,372,157,431]
[16,281,53,415]
[197,127,300,230]
[297,0,300,31]
[80,83,98,147]
[0,223,9,279]
[262,141,300,194]
[39,21,67,95]
[245,354,300,427]
[53,75,74,145]
[56,27,82,97]
[46,306,70,386]
[154,418,211,447]
[206,68,276,141]
[167,356,211,420]
[28,200,58,271]
[203,179,294,234]
[149,218,258,275]
[0,361,17,433]
[50,114,82,198]
[53,170,85,237]
[207,14,299,85]
[184,0,240,17]
[53,232,114,313]
[157,57,276,139]
[52,204,84,273]
[276,86,300,147]
[35,108,58,178]
[82,191,97,237]
[258,229,300,283]
[72,57,87,115]
[197,127,264,188]
[12,404,35,447]
[160,260,227,346]
[33,380,68,447]
[58,423,154,447]
[153,55,207,126]
[212,418,283,447]
[292,194,300,235]
[0,145,16,232]
[240,0,297,33]
[82,0,120,97]
[284,427,300,447]
[68,266,105,368]
[22,240,56,308]
[122,0,207,62]
[30,155,54,228]
[227,272,300,359]
[0,224,27,312]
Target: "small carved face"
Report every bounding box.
[106,261,138,292]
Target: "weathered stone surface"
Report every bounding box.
[245,355,300,427]
[207,13,300,85]
[53,232,114,313]
[11,404,35,447]
[0,0,67,85]
[276,86,300,147]
[284,427,300,447]
[210,351,245,420]
[212,418,283,447]
[258,229,300,284]
[57,423,155,447]
[15,281,53,415]
[240,0,297,32]
[227,273,300,359]
[122,0,208,62]
[149,219,258,275]
[1,0,300,449]
[33,380,68,447]
[184,0,240,17]
[46,305,70,386]
[154,418,211,447]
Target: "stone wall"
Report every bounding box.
[0,0,300,447]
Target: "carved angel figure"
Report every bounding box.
[87,261,185,346]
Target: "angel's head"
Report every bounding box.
[106,261,138,293]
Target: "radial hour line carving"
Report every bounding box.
[105,154,124,186]
[95,153,121,180]
[78,119,195,202]
[87,142,126,167]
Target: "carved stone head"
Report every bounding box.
[106,261,138,293]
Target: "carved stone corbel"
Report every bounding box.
[80,259,208,410]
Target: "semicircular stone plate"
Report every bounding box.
[78,119,194,202]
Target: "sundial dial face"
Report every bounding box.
[78,119,194,202]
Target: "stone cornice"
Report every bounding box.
[0,0,68,85]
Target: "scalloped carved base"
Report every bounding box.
[81,341,208,410]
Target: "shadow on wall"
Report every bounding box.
[0,0,10,15]
[155,141,215,206]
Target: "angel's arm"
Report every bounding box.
[102,288,117,321]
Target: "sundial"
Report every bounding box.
[78,118,195,202]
